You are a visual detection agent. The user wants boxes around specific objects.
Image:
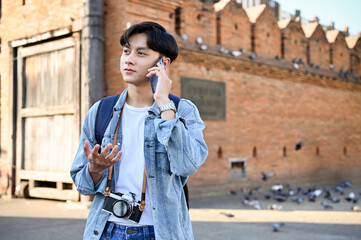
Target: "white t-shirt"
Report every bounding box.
[108,102,153,226]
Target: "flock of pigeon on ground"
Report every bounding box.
[224,172,361,232]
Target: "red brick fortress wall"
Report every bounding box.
[103,0,361,194]
[1,0,360,197]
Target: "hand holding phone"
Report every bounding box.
[150,58,166,94]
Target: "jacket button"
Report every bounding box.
[94,230,98,235]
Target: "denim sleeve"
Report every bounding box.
[70,101,107,195]
[154,99,208,177]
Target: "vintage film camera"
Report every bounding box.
[102,192,143,223]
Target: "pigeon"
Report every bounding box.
[351,206,361,212]
[219,47,229,54]
[291,197,304,204]
[181,33,188,40]
[329,197,340,203]
[249,52,257,60]
[230,190,237,196]
[272,223,285,232]
[271,184,283,192]
[286,183,296,196]
[274,196,287,202]
[345,192,356,202]
[324,189,331,199]
[220,212,234,217]
[335,186,344,195]
[269,204,283,210]
[231,51,242,57]
[196,37,203,44]
[286,184,299,196]
[340,180,351,188]
[308,194,316,202]
[295,141,304,150]
[242,199,261,210]
[262,172,275,181]
[244,189,254,201]
[312,189,323,197]
[199,44,207,51]
[321,201,333,209]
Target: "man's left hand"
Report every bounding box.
[147,62,172,106]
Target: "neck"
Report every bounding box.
[126,84,154,108]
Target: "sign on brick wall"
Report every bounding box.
[181,77,226,121]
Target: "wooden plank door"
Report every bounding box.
[16,37,80,200]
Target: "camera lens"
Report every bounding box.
[113,200,131,218]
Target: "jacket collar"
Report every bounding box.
[113,88,160,115]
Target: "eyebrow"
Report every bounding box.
[123,43,150,51]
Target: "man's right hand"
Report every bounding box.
[83,140,122,184]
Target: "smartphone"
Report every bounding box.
[150,57,166,94]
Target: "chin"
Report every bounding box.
[124,78,148,87]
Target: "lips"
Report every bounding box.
[124,68,135,73]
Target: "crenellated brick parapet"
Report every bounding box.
[278,19,308,64]
[172,0,361,81]
[216,0,251,52]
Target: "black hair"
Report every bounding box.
[120,21,178,63]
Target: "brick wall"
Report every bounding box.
[174,48,361,194]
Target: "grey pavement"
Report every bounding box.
[0,186,361,240]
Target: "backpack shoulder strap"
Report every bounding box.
[95,94,121,145]
[168,94,180,109]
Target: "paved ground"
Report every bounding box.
[0,186,360,240]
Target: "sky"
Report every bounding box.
[276,0,361,36]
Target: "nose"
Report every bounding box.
[124,53,135,65]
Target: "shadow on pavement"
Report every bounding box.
[193,221,361,240]
[0,216,86,240]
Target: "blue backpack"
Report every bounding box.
[95,94,189,210]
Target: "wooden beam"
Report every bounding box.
[19,170,73,183]
[20,106,75,118]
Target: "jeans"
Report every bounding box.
[100,222,155,240]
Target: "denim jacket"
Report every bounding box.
[70,89,208,240]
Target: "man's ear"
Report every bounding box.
[163,57,171,69]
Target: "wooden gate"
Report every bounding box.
[15,37,80,200]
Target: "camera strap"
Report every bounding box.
[104,104,147,212]
[104,106,123,197]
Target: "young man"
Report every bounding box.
[70,22,208,240]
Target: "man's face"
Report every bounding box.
[120,33,159,86]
